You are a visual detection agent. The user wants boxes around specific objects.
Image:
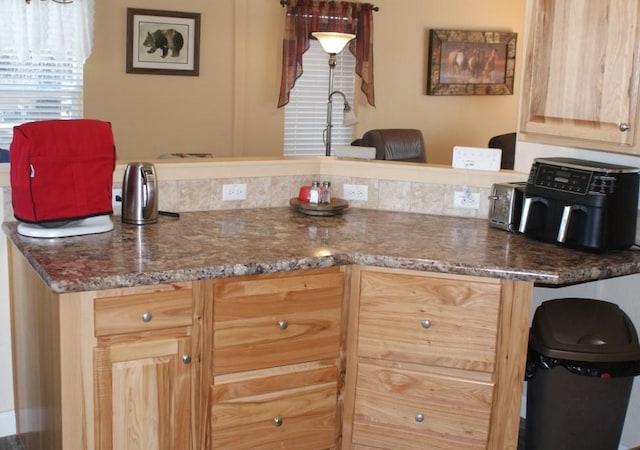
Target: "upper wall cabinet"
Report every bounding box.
[520,0,640,154]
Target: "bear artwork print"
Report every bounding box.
[143,29,184,58]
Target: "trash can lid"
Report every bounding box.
[529,298,640,363]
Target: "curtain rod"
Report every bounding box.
[279,0,379,11]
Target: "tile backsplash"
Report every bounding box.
[2,174,491,222]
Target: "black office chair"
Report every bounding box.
[488,132,516,170]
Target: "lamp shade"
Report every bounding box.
[312,32,356,54]
[342,107,358,126]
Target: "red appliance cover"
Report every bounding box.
[10,119,116,223]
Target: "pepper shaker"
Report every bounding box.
[321,181,332,203]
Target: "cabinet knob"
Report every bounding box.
[421,320,431,329]
[620,123,630,132]
[278,320,288,330]
[274,417,283,427]
[182,354,192,364]
[142,312,153,322]
[415,413,425,423]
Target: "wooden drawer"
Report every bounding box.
[357,271,501,372]
[211,366,338,449]
[213,270,343,374]
[351,362,493,450]
[94,289,193,336]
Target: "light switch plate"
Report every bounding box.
[452,146,502,171]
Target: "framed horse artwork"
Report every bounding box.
[427,29,517,95]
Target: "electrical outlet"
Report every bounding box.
[454,191,480,209]
[222,183,247,201]
[112,188,122,214]
[343,184,368,201]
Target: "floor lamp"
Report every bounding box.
[312,31,357,156]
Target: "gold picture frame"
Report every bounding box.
[427,29,517,95]
[126,8,201,76]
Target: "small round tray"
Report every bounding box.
[289,197,349,216]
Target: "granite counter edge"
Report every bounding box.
[33,252,624,295]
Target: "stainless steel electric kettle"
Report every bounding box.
[121,162,158,225]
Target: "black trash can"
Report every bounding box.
[526,298,640,450]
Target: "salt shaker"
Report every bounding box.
[309,181,320,204]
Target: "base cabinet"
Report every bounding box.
[210,268,345,450]
[9,243,531,450]
[93,287,197,450]
[94,336,192,450]
[342,266,532,450]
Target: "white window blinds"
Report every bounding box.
[284,39,356,156]
[0,56,84,149]
[0,0,94,150]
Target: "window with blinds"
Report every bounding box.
[0,54,83,150]
[284,39,356,156]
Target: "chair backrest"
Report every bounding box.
[359,129,427,163]
[488,132,516,169]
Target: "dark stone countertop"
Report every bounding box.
[4,207,640,293]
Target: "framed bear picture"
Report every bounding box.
[126,8,201,76]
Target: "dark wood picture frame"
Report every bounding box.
[427,29,517,95]
[126,8,201,76]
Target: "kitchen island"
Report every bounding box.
[5,207,640,450]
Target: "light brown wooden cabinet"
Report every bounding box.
[520,0,640,153]
[93,287,195,450]
[9,244,531,450]
[8,245,209,450]
[341,266,531,450]
[209,268,345,449]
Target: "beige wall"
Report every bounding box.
[85,0,525,165]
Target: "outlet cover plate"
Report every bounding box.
[452,146,502,171]
[343,184,368,201]
[222,183,247,201]
[454,191,480,209]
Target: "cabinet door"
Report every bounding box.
[520,0,640,150]
[94,337,193,450]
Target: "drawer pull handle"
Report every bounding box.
[421,320,431,329]
[182,354,192,364]
[415,413,425,423]
[274,417,283,427]
[278,320,288,330]
[620,122,630,132]
[142,312,153,322]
